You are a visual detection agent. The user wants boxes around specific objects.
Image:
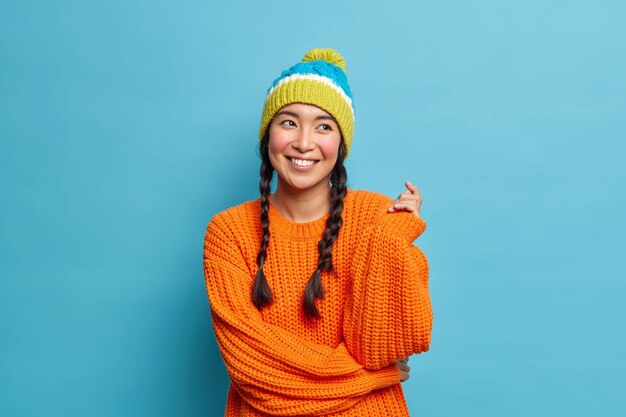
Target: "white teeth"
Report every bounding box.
[290,158,317,167]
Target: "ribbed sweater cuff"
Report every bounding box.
[378,212,427,243]
[370,363,402,391]
[405,215,427,242]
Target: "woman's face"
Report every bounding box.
[268,103,342,194]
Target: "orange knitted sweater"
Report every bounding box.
[203,188,432,416]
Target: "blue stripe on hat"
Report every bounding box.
[268,60,353,100]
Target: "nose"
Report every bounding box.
[292,127,316,153]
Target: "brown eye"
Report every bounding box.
[318,124,332,131]
[280,120,296,127]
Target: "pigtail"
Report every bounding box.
[252,131,274,310]
[302,140,348,321]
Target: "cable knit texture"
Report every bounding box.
[203,188,432,416]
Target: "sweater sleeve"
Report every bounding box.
[203,215,401,416]
[343,210,433,370]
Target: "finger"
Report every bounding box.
[395,200,417,206]
[389,201,413,211]
[405,181,419,194]
[392,202,417,212]
[397,191,422,202]
[389,198,419,212]
[397,194,412,203]
[398,362,410,372]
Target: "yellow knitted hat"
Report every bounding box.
[259,48,355,158]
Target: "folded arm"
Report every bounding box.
[203,215,401,416]
[343,210,433,370]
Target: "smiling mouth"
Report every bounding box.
[288,157,319,167]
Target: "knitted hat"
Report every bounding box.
[259,48,355,158]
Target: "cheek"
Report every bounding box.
[268,129,292,155]
[319,134,342,161]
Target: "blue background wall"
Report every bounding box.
[1,0,624,416]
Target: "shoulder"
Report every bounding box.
[345,188,426,242]
[205,198,261,241]
[344,188,394,225]
[347,188,394,206]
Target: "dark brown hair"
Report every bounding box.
[252,129,348,322]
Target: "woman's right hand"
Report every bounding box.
[395,357,410,382]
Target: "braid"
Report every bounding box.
[252,131,274,310]
[303,140,348,321]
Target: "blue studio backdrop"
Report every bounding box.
[1,1,625,416]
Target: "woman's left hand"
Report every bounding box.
[388,181,422,218]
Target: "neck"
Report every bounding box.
[270,179,332,223]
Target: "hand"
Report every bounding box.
[395,356,410,383]
[388,181,422,218]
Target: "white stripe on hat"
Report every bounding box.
[265,73,355,118]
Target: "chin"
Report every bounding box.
[280,175,328,191]
[289,181,323,191]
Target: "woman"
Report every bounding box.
[203,48,432,416]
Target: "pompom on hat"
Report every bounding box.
[259,48,355,158]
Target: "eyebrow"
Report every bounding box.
[275,110,335,122]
